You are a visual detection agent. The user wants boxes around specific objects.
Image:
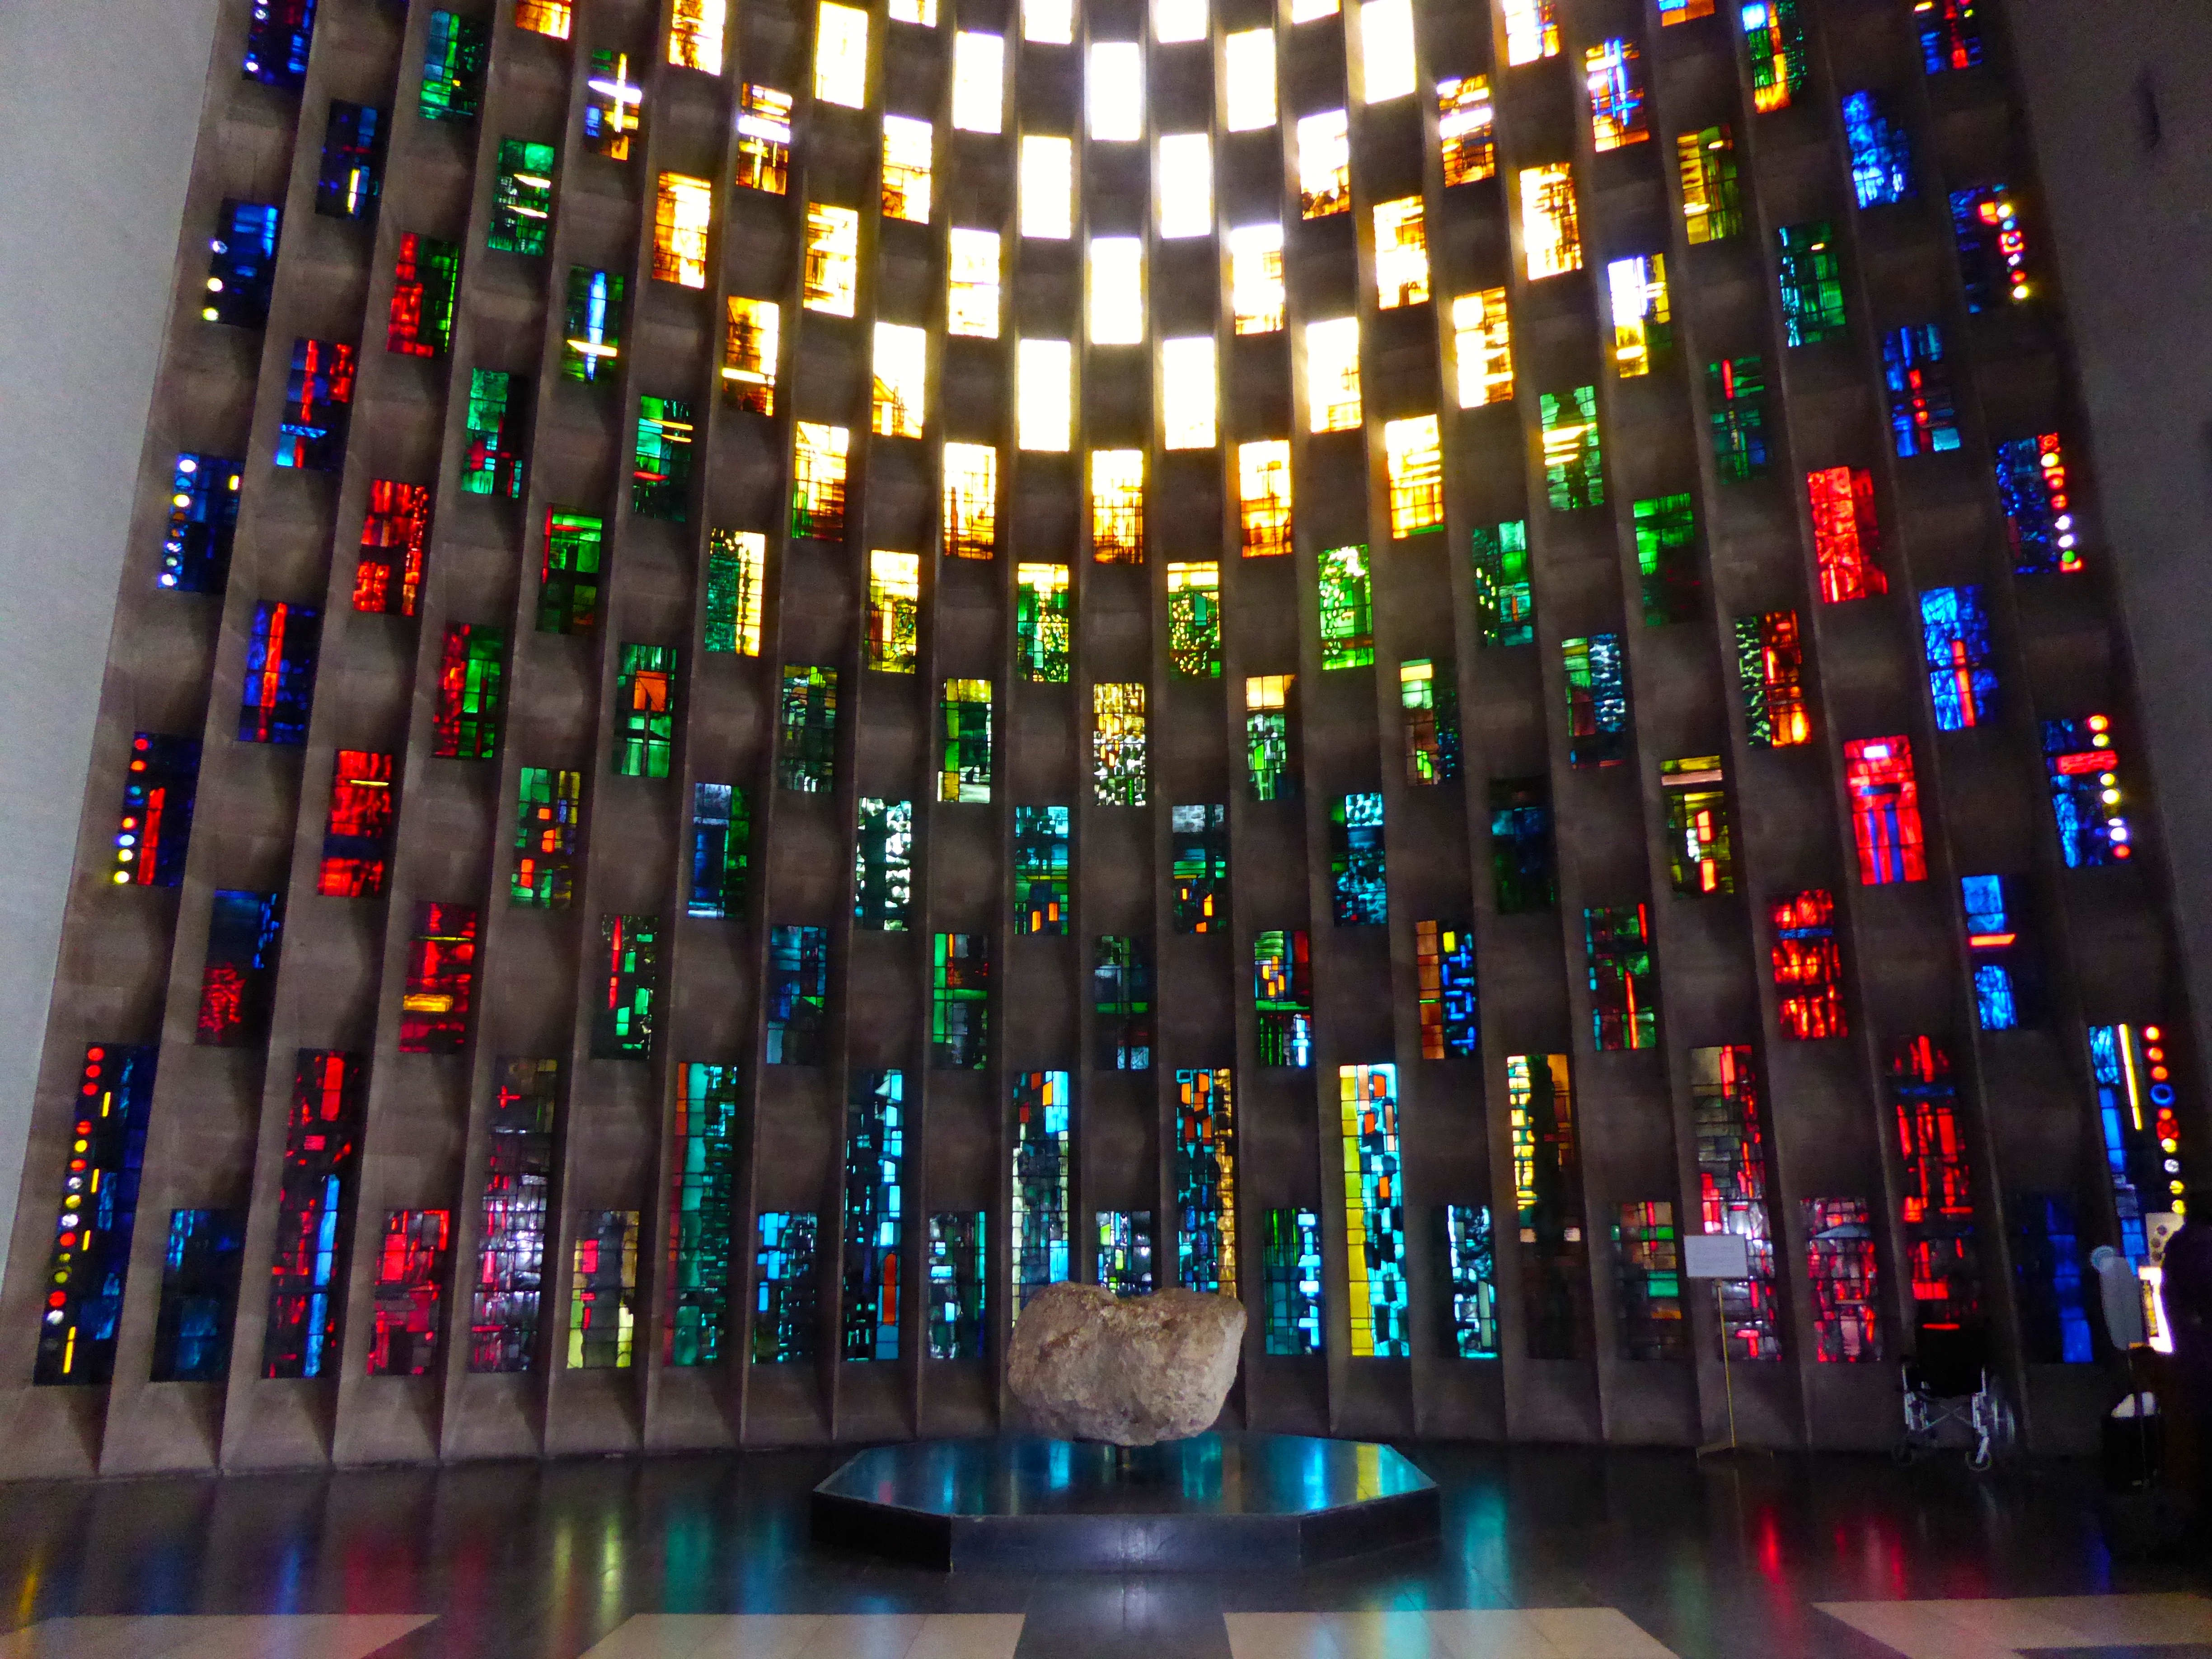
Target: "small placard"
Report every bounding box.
[1682,1233,1751,1280]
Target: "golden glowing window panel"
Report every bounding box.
[652,173,712,288]
[890,0,937,23]
[1297,111,1351,219]
[952,33,1005,133]
[1020,136,1074,238]
[1503,0,1560,65]
[1452,288,1513,408]
[1373,197,1430,309]
[1678,127,1741,244]
[868,552,922,672]
[722,296,779,413]
[706,530,765,655]
[947,228,1002,337]
[1358,0,1416,103]
[1384,415,1444,537]
[517,0,572,38]
[1089,239,1145,345]
[881,115,934,224]
[1225,29,1276,130]
[1585,38,1649,152]
[1157,135,1213,238]
[1290,0,1339,21]
[736,85,792,195]
[1239,441,1293,556]
[1438,77,1496,185]
[584,53,643,161]
[669,0,726,70]
[1607,254,1669,378]
[814,2,870,107]
[1162,337,1218,450]
[1229,223,1286,334]
[1019,339,1073,452]
[803,203,860,316]
[1024,0,1075,44]
[1520,163,1582,279]
[1092,683,1148,807]
[792,422,851,542]
[1092,450,1145,564]
[1090,43,1144,141]
[943,442,998,559]
[1306,317,1362,434]
[1155,0,1207,43]
[872,323,928,439]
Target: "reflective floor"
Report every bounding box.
[0,1445,2203,1658]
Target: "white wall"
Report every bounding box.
[2007,0,2212,1058]
[0,0,223,1277]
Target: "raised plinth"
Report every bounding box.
[811,1432,1440,1571]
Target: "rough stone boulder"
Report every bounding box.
[1006,1282,1246,1446]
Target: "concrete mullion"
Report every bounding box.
[91,0,391,1477]
[979,18,1056,1433]
[624,0,759,1454]
[1688,0,1918,1444]
[1482,46,1612,1447]
[0,0,281,1468]
[1344,32,1431,1442]
[1784,0,1992,1409]
[1622,5,1807,1447]
[823,0,939,1442]
[699,3,818,1448]
[338,0,578,1465]
[733,2,853,1445]
[203,0,528,1470]
[1861,4,2070,1426]
[1941,13,2183,1446]
[1523,20,1696,1449]
[895,4,958,1440]
[1663,3,1849,1451]
[1268,0,1357,1442]
[1408,45,1567,1442]
[914,3,1018,1439]
[408,0,617,1467]
[1211,5,1312,1438]
[1406,0,1514,1445]
[520,2,689,1461]
[1652,19,1823,1449]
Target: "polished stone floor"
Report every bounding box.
[0,1445,2202,1658]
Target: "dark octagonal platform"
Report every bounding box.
[810,1433,1440,1571]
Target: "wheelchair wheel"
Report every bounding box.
[1968,1380,2019,1472]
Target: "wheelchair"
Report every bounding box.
[1896,1320,2018,1471]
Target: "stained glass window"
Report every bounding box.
[1094,936,1153,1070]
[843,1073,904,1359]
[1771,888,1846,1040]
[1511,1053,1589,1359]
[670,1064,739,1364]
[1584,904,1657,1051]
[1176,1069,1236,1295]
[1012,1072,1072,1311]
[1264,1209,1323,1354]
[1415,920,1478,1059]
[591,914,661,1060]
[33,1045,155,1385]
[1330,793,1387,925]
[1691,1045,1779,1359]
